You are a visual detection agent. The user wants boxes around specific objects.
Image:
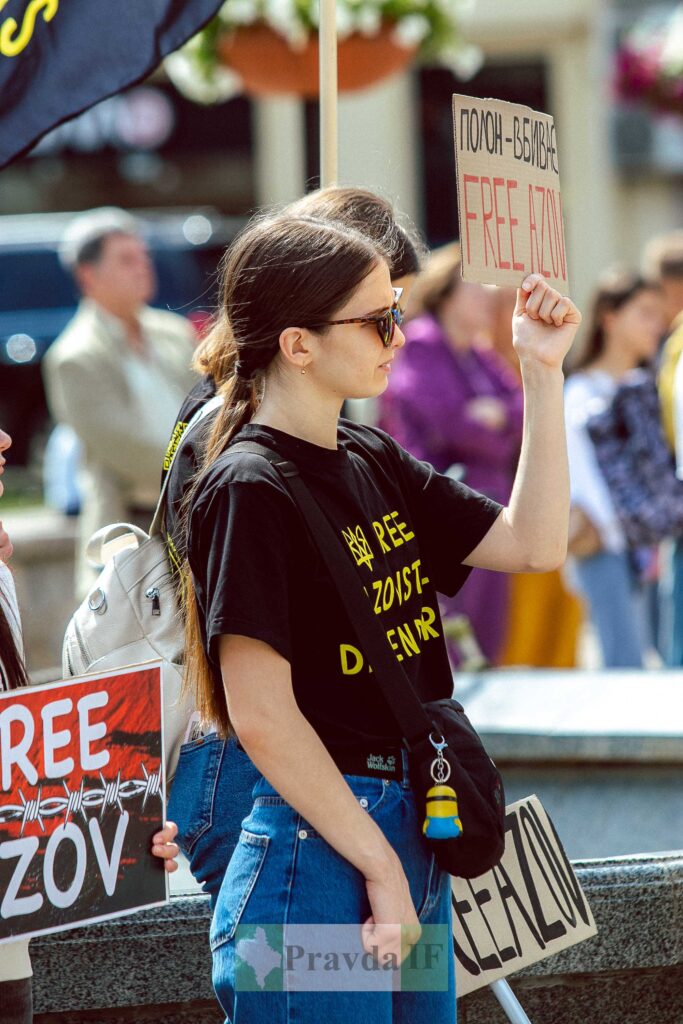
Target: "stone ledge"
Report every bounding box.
[29,852,683,1022]
[2,508,77,561]
[458,670,683,763]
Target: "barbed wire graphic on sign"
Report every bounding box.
[0,763,162,835]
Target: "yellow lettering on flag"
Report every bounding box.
[0,0,59,58]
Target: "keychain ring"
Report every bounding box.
[430,756,452,784]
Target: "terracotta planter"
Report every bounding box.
[217,23,417,98]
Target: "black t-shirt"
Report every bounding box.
[161,375,217,570]
[186,420,502,750]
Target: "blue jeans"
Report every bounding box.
[167,734,260,907]
[210,749,456,1024]
[572,551,646,668]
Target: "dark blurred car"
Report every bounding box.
[0,209,245,466]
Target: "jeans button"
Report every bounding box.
[298,829,308,839]
[359,797,369,809]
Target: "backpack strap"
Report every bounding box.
[149,393,224,538]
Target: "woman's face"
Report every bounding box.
[0,429,11,498]
[604,288,665,364]
[303,260,406,402]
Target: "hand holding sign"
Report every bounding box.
[513,275,582,371]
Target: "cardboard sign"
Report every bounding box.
[452,96,568,291]
[454,795,596,997]
[0,664,167,945]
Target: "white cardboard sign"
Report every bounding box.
[452,95,569,292]
[454,795,597,997]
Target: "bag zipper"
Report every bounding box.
[146,586,161,616]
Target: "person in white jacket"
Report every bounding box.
[564,269,663,667]
[0,427,180,1024]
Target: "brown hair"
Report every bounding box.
[570,267,659,373]
[192,187,423,384]
[183,213,386,736]
[405,242,461,320]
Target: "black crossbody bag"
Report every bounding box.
[229,441,506,879]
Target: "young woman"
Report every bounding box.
[0,428,179,1024]
[165,187,423,906]
[564,270,663,667]
[379,244,524,665]
[180,212,580,1022]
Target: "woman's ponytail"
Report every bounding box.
[180,212,385,736]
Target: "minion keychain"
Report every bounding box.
[422,733,463,840]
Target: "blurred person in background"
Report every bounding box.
[0,426,179,1024]
[42,208,197,597]
[564,269,664,668]
[379,244,524,665]
[491,285,583,668]
[645,233,683,665]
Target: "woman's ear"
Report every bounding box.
[279,326,312,374]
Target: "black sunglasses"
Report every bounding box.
[316,286,404,348]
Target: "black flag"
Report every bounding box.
[0,0,224,169]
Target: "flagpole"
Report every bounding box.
[319,0,338,186]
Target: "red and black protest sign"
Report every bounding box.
[0,664,166,944]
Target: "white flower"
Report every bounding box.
[439,42,483,80]
[164,51,242,104]
[392,14,431,48]
[223,0,260,25]
[353,7,381,36]
[262,0,310,46]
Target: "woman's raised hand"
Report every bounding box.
[512,274,582,371]
[362,854,422,967]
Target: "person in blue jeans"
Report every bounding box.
[177,212,580,1024]
[167,186,424,902]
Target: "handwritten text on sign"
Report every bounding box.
[453,795,597,997]
[0,663,167,945]
[452,96,568,291]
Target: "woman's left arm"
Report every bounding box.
[464,275,582,573]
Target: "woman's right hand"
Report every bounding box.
[361,853,422,966]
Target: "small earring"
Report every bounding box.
[301,367,307,375]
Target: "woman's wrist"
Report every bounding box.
[357,839,403,882]
[518,358,565,387]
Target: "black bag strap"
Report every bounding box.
[227,440,438,750]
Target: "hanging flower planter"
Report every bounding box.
[616,5,683,116]
[217,23,416,97]
[164,0,481,105]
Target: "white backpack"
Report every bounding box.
[62,396,222,781]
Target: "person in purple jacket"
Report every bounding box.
[379,244,524,664]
